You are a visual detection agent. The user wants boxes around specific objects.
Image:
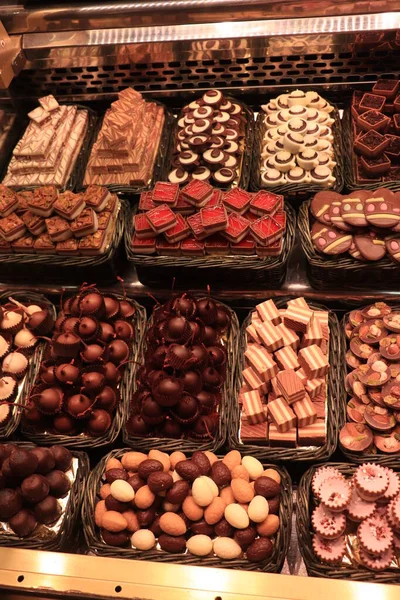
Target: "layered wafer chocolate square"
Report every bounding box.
[276,368,306,403]
[267,397,297,433]
[298,344,329,378]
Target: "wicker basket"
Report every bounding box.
[0,290,57,440]
[165,98,255,191]
[20,295,147,450]
[82,448,292,573]
[1,105,97,193]
[227,297,345,463]
[343,107,400,193]
[250,106,344,207]
[297,461,400,583]
[0,444,89,552]
[79,103,174,197]
[339,307,400,467]
[123,297,239,453]
[125,202,296,287]
[298,199,400,291]
[0,199,129,286]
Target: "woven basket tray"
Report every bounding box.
[297,461,400,583]
[79,102,174,197]
[125,203,296,287]
[343,107,400,193]
[339,306,400,467]
[0,444,89,552]
[298,199,400,291]
[0,290,57,440]
[250,106,344,207]
[1,105,98,193]
[165,98,255,191]
[20,295,146,449]
[0,199,129,286]
[82,447,292,573]
[123,296,239,453]
[227,297,345,463]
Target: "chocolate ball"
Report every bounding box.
[9,449,38,478]
[40,364,57,385]
[99,322,115,343]
[197,390,216,412]
[34,495,61,524]
[45,470,71,498]
[234,525,257,550]
[30,447,56,474]
[87,409,112,436]
[95,386,117,411]
[50,446,73,472]
[164,316,190,342]
[52,414,77,435]
[153,376,182,407]
[101,529,130,547]
[196,298,217,325]
[21,474,50,504]
[192,415,217,437]
[215,307,231,331]
[55,363,80,385]
[142,397,165,423]
[79,292,104,317]
[78,317,99,339]
[172,295,197,318]
[202,367,222,390]
[81,344,106,364]
[214,517,234,537]
[103,296,120,319]
[53,332,81,359]
[175,395,198,419]
[108,340,129,365]
[81,371,105,394]
[105,495,130,512]
[188,320,204,342]
[207,346,226,366]
[114,320,134,341]
[67,394,93,419]
[166,344,191,368]
[0,488,22,520]
[9,509,37,538]
[1,458,14,482]
[119,299,136,319]
[34,387,63,415]
[27,309,54,335]
[61,317,80,332]
[182,370,202,394]
[202,326,218,346]
[126,414,151,436]
[103,361,122,385]
[161,418,181,438]
[191,345,209,366]
[151,345,168,369]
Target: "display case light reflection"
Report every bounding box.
[38,551,68,576]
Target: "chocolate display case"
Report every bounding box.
[2,2,400,599]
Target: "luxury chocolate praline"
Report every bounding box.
[188,320,204,342]
[114,320,134,341]
[98,322,115,343]
[61,317,80,332]
[191,345,209,366]
[197,390,216,412]
[81,371,105,394]
[53,332,81,358]
[9,509,37,537]
[21,474,50,504]
[87,409,112,435]
[79,292,105,317]
[108,339,129,365]
[103,361,122,385]
[50,446,73,472]
[52,414,76,435]
[166,344,192,368]
[196,298,217,325]
[9,449,38,478]
[207,345,226,366]
[67,394,93,419]
[150,345,168,368]
[119,299,136,319]
[192,414,217,436]
[161,418,182,438]
[34,387,63,415]
[175,395,198,419]
[29,447,55,474]
[142,397,165,423]
[0,489,23,520]
[202,326,218,346]
[77,316,99,339]
[103,296,120,319]
[34,495,61,524]
[81,343,106,363]
[163,316,190,343]
[127,414,151,436]
[146,370,165,387]
[55,363,80,385]
[95,386,117,411]
[182,370,202,394]
[215,308,230,331]
[27,309,54,336]
[172,295,197,318]
[46,470,71,498]
[153,376,182,407]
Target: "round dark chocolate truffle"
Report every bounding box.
[30,447,56,475]
[53,332,81,359]
[34,387,62,415]
[66,394,93,419]
[95,386,117,411]
[81,371,105,394]
[27,309,54,335]
[188,320,204,342]
[9,509,37,538]
[50,446,73,472]
[182,370,202,394]
[45,470,71,498]
[147,370,165,387]
[153,376,182,407]
[175,395,198,419]
[79,292,105,317]
[61,317,80,332]
[21,474,50,504]
[9,449,38,478]
[215,307,231,331]
[119,299,136,319]
[78,316,99,339]
[81,344,106,363]
[192,414,217,437]
[164,316,190,343]
[87,409,112,436]
[23,403,47,429]
[52,414,77,435]
[108,339,129,365]
[0,488,22,520]
[207,345,226,366]
[103,296,120,319]
[166,344,191,368]
[150,345,168,369]
[99,322,115,343]
[40,364,57,385]
[202,367,222,390]
[34,495,61,524]
[191,345,209,367]
[161,418,181,438]
[142,397,165,424]
[196,298,217,325]
[202,326,218,346]
[126,414,151,436]
[114,320,134,341]
[55,363,80,385]
[101,529,130,547]
[103,361,122,385]
[172,295,196,318]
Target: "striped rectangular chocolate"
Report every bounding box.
[256,320,284,352]
[292,394,317,428]
[287,297,309,309]
[256,299,281,324]
[312,311,330,341]
[275,322,299,350]
[242,390,266,425]
[298,344,329,379]
[274,346,300,371]
[276,369,306,404]
[246,323,261,343]
[297,420,326,446]
[284,304,313,333]
[240,421,269,444]
[269,424,297,447]
[242,367,267,394]
[302,316,324,347]
[267,397,297,433]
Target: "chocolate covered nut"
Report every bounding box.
[186,534,213,556]
[159,533,186,553]
[131,529,156,551]
[127,474,145,492]
[166,480,190,504]
[134,485,155,509]
[257,514,280,537]
[175,460,201,482]
[110,479,135,502]
[137,459,164,480]
[159,512,187,536]
[191,451,211,475]
[101,529,130,547]
[182,496,204,521]
[214,517,234,537]
[254,477,281,499]
[267,496,280,515]
[105,468,128,484]
[147,471,173,494]
[105,495,131,513]
[190,518,214,536]
[213,537,242,559]
[246,537,273,562]
[136,506,156,527]
[211,461,232,487]
[234,525,257,550]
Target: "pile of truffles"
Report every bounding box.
[22,284,137,438]
[340,302,400,455]
[95,449,281,563]
[125,293,231,440]
[260,90,336,187]
[0,443,73,538]
[311,464,400,571]
[0,296,54,428]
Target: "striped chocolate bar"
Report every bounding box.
[284,304,313,333]
[238,382,251,405]
[246,322,261,343]
[269,424,297,447]
[251,311,262,325]
[274,346,300,371]
[240,421,268,444]
[297,420,326,446]
[267,397,297,432]
[305,376,325,398]
[313,400,326,419]
[242,366,268,395]
[287,297,309,309]
[292,394,317,427]
[245,344,278,381]
[256,299,281,324]
[241,405,269,423]
[256,320,283,352]
[302,316,324,347]
[298,344,329,378]
[276,369,306,403]
[312,311,330,341]
[275,322,299,350]
[242,390,266,425]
